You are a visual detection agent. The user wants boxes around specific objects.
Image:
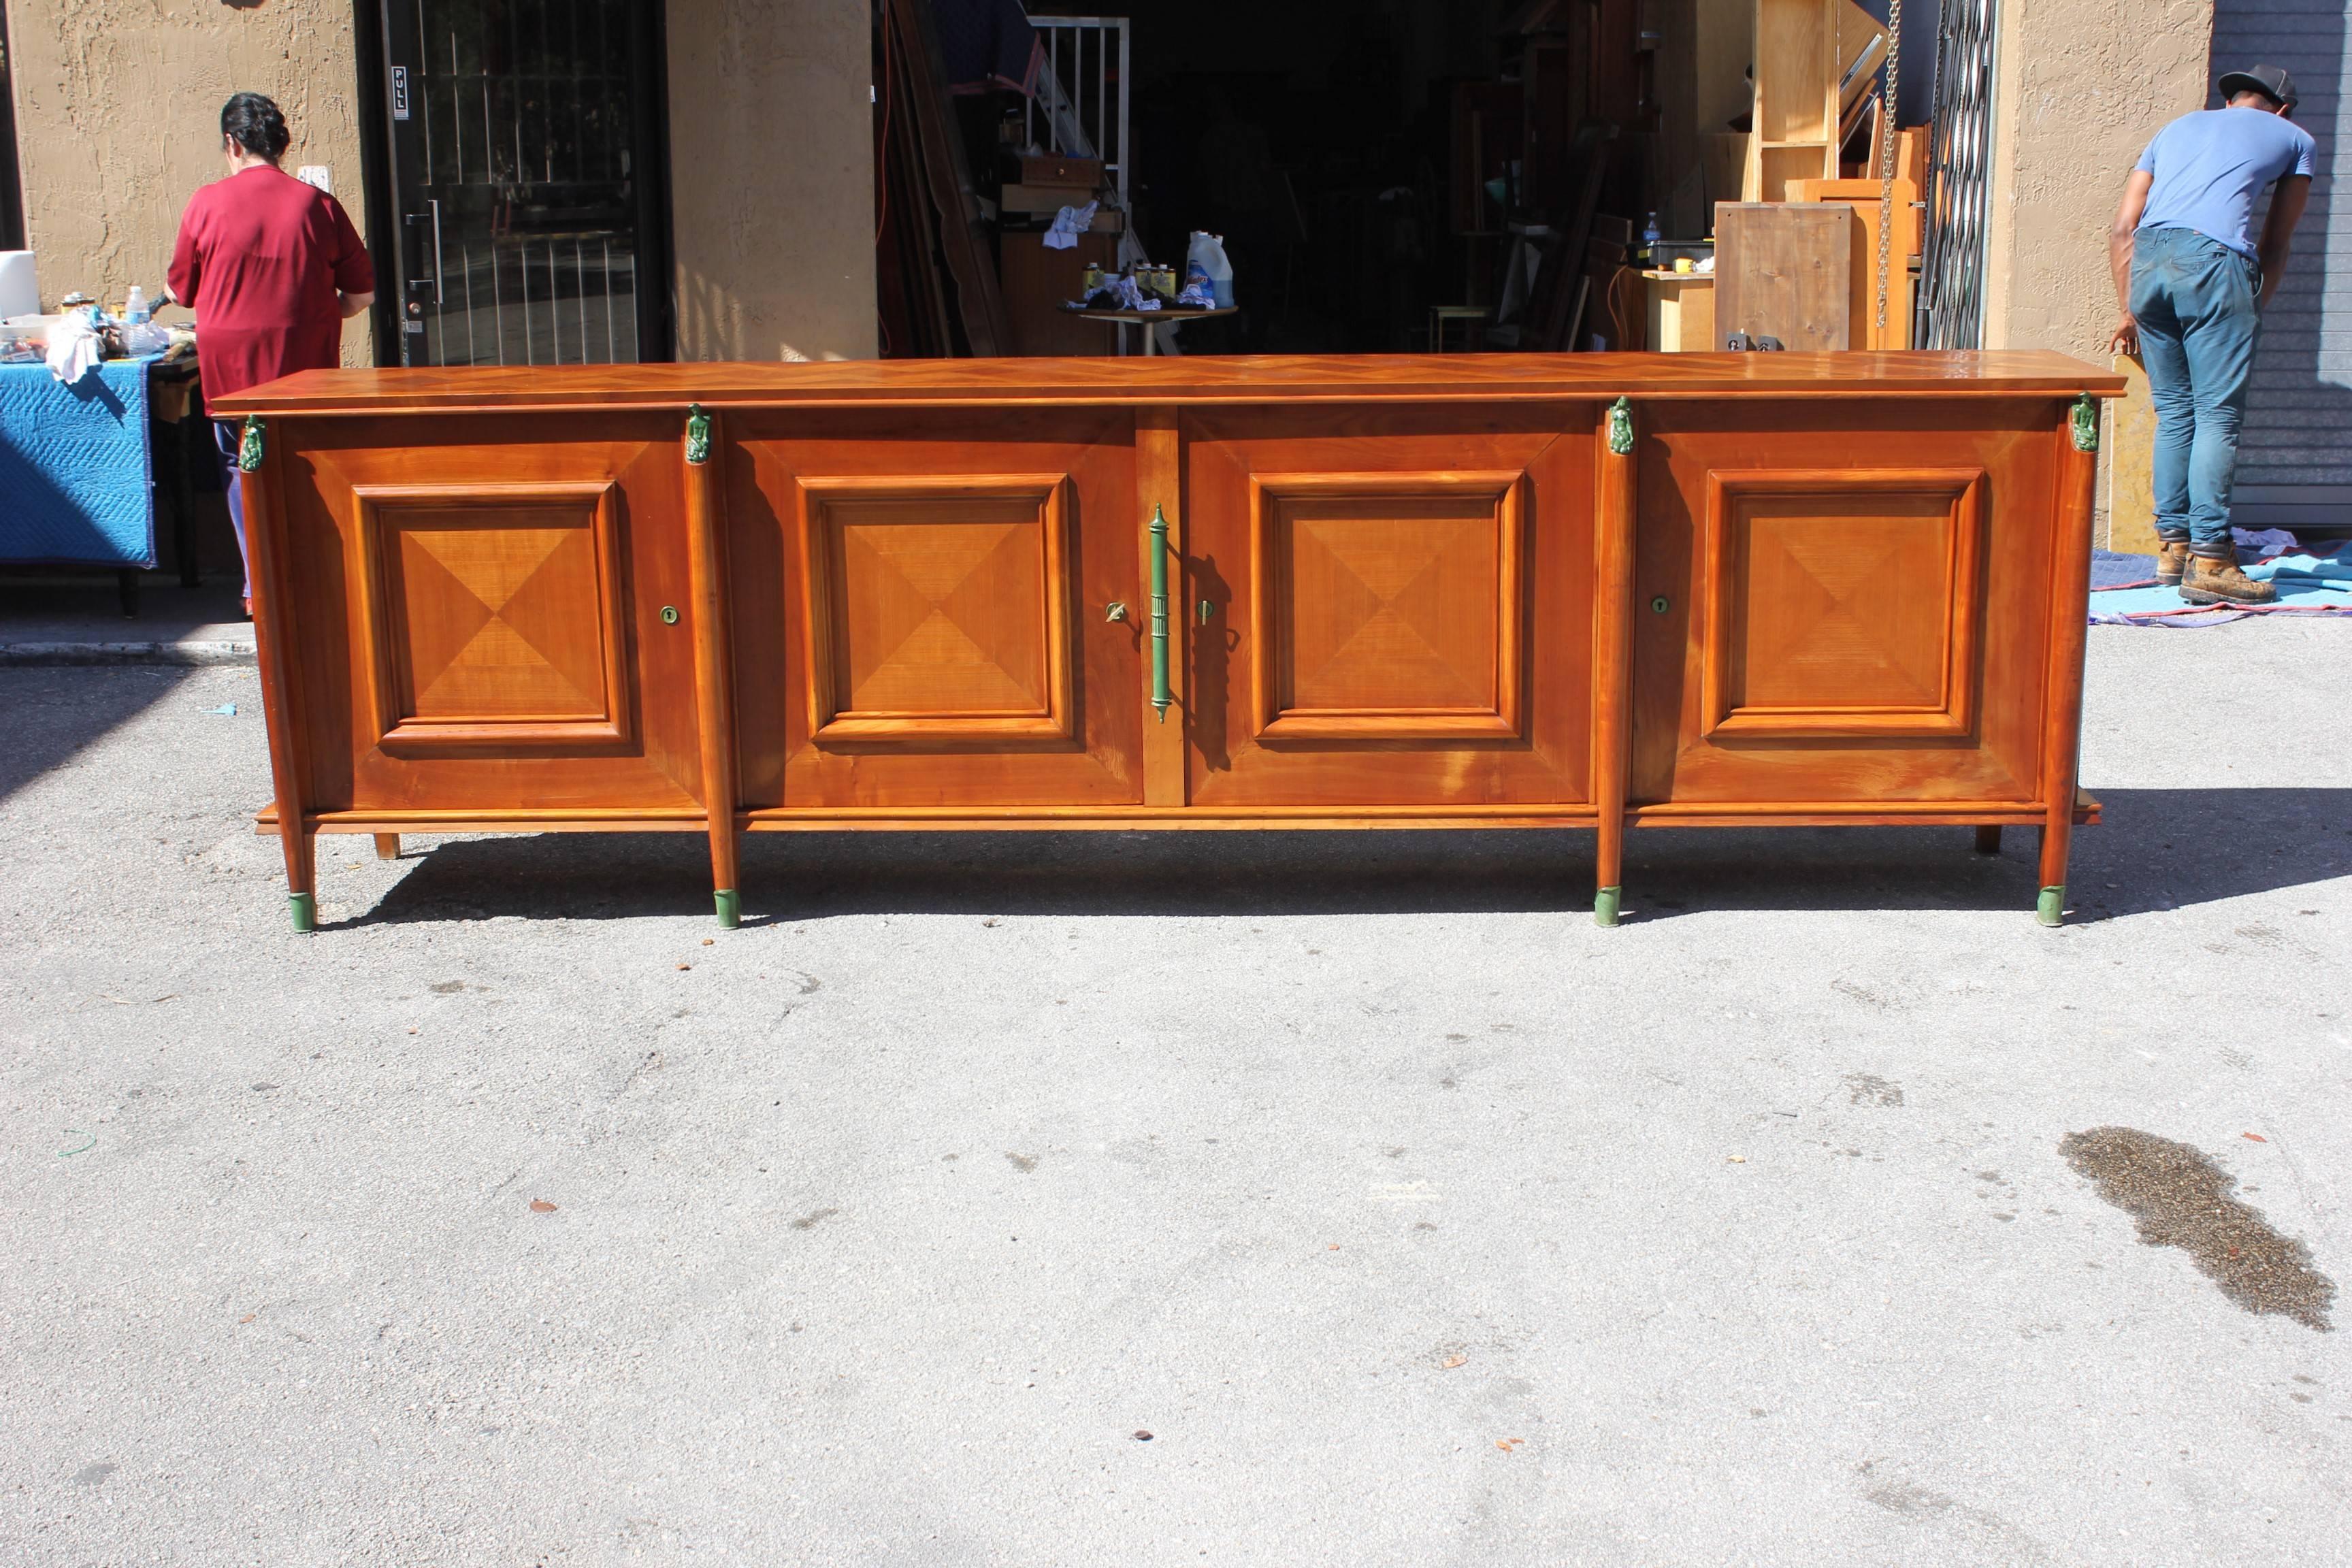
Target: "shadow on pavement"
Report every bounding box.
[341,787,2351,926]
[0,665,196,805]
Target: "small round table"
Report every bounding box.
[1058,304,1238,355]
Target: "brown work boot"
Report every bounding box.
[2156,540,2191,586]
[2179,553,2277,606]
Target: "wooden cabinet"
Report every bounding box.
[215,353,2119,931]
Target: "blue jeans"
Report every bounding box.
[2132,225,2261,557]
[213,421,248,598]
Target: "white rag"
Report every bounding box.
[1044,202,1098,250]
[46,312,101,385]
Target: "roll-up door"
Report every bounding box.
[2212,1,2352,532]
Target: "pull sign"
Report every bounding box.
[391,67,410,120]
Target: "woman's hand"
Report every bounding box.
[2107,312,2140,357]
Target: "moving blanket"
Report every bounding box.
[0,355,154,568]
[2090,543,2352,626]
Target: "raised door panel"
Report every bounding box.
[1253,472,1524,740]
[1185,408,1592,808]
[801,476,1073,744]
[280,415,702,814]
[1631,402,2055,808]
[728,410,1141,808]
[355,483,632,752]
[1699,468,1984,739]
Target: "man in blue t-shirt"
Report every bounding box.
[2109,64,2315,605]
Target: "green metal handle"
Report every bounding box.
[685,403,713,465]
[1149,505,1171,723]
[237,414,265,473]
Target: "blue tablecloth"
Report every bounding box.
[0,355,157,568]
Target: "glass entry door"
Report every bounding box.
[377,0,666,366]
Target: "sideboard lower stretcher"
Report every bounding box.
[213,352,2123,931]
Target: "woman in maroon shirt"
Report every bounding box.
[167,93,374,614]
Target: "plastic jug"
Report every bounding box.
[1188,232,1233,308]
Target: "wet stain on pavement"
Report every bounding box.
[2062,1126,2336,1331]
[1845,1073,1904,1107]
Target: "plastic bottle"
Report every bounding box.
[1639,212,1661,266]
[125,284,149,325]
[1189,232,1234,308]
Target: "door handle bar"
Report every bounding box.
[429,198,444,304]
[1148,504,1171,723]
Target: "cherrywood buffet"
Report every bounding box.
[214,352,2122,930]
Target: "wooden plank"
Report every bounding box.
[1786,180,1917,346]
[1713,202,1863,350]
[883,0,1010,357]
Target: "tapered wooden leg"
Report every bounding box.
[682,404,741,928]
[2037,397,2100,926]
[374,833,403,860]
[1591,397,1639,926]
[1974,825,2003,855]
[236,415,317,932]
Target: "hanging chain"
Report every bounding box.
[1877,0,1904,338]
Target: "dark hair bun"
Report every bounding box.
[221,93,291,160]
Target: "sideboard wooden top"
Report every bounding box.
[213,350,2123,416]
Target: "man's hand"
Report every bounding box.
[2109,170,2154,355]
[2257,174,2309,313]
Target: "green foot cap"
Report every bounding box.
[2036,885,2065,927]
[714,889,740,929]
[289,892,317,933]
[1594,886,1622,928]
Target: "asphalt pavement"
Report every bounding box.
[2,618,2347,1566]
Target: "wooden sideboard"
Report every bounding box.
[213,353,2121,931]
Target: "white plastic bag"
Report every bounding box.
[1045,202,1098,250]
[45,309,101,386]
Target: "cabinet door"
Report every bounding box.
[282,413,703,815]
[1182,407,1595,809]
[729,410,1143,809]
[1629,399,2056,810]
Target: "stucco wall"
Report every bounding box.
[1980,0,2212,544]
[667,0,875,361]
[1980,0,2214,357]
[5,0,372,364]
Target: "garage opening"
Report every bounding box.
[876,0,1972,358]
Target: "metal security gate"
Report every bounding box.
[374,0,669,366]
[1915,0,1995,350]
